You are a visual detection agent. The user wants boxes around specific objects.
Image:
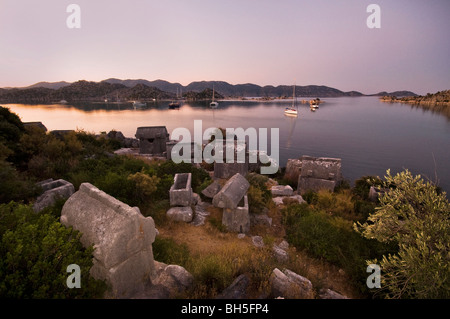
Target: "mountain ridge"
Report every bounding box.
[0,79,418,101]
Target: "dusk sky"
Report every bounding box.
[1,0,449,95]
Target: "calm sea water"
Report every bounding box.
[6,97,450,193]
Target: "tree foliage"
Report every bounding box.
[0,202,107,298]
[356,169,450,298]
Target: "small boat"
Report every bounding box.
[132,101,146,108]
[284,84,298,116]
[169,101,180,109]
[58,99,68,104]
[210,85,219,108]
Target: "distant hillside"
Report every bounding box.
[25,81,72,90]
[380,90,450,105]
[103,79,364,98]
[373,90,417,97]
[1,78,423,102]
[0,80,175,103]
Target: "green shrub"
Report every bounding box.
[0,202,107,298]
[302,190,318,205]
[356,169,450,299]
[282,203,394,295]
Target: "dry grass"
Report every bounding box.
[156,202,362,299]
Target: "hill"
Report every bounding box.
[1,78,422,102]
[0,80,175,103]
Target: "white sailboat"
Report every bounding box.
[210,85,219,108]
[284,84,298,116]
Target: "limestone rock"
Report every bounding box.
[212,173,250,209]
[222,195,250,233]
[33,179,75,212]
[60,183,156,298]
[271,185,294,197]
[273,243,289,263]
[152,262,194,296]
[270,268,314,299]
[201,180,222,199]
[251,235,265,248]
[167,206,193,223]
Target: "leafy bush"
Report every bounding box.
[0,202,107,298]
[246,173,271,214]
[356,169,450,299]
[282,203,394,295]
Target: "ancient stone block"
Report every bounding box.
[60,183,156,298]
[201,180,222,199]
[212,139,249,179]
[297,155,342,194]
[169,173,193,207]
[135,126,169,155]
[271,185,294,197]
[212,173,250,209]
[33,179,75,212]
[166,206,194,223]
[222,195,250,233]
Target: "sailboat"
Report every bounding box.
[169,87,181,109]
[210,85,219,108]
[284,84,298,116]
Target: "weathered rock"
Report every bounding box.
[201,180,222,199]
[222,195,250,233]
[278,240,289,251]
[251,235,265,248]
[152,262,194,296]
[169,173,193,207]
[60,183,156,298]
[271,185,294,197]
[191,204,211,226]
[192,193,202,205]
[270,268,314,299]
[250,212,273,227]
[33,179,75,212]
[216,274,250,299]
[272,194,306,206]
[297,155,342,195]
[167,206,194,223]
[273,245,289,263]
[212,173,250,209]
[284,158,302,185]
[319,288,349,299]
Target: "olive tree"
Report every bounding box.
[355,169,449,299]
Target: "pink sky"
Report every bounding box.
[0,0,449,95]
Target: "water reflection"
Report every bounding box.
[5,97,450,192]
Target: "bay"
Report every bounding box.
[5,96,450,193]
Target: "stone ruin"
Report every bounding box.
[284,155,343,195]
[167,173,194,223]
[61,183,157,298]
[33,178,75,212]
[135,126,169,155]
[212,173,251,234]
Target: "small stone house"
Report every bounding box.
[135,126,169,155]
